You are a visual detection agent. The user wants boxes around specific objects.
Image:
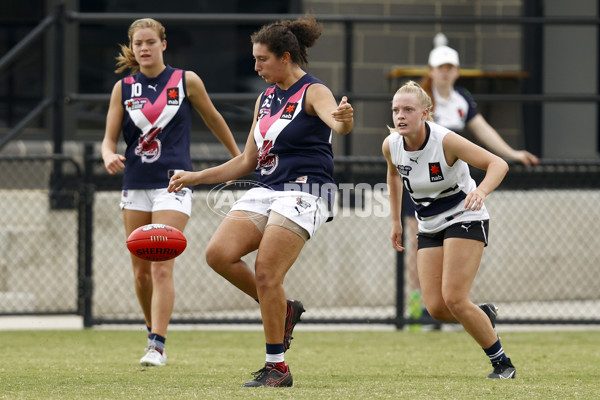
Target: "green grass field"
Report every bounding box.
[1,328,599,399]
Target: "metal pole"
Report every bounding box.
[50,2,67,209]
[78,143,95,328]
[52,2,65,156]
[343,20,353,157]
[522,0,544,157]
[0,98,53,150]
[0,15,54,74]
[395,250,405,330]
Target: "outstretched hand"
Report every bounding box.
[331,96,354,122]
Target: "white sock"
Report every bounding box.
[265,352,284,363]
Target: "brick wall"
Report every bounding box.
[304,0,526,156]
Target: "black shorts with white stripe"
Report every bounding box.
[417,220,489,249]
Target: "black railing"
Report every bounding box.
[2,6,599,154]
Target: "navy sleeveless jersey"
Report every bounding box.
[120,65,193,189]
[254,73,335,203]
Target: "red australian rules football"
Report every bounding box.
[126,224,187,262]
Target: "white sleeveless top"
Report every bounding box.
[388,121,489,233]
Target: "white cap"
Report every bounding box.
[428,45,460,67]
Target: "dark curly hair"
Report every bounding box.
[250,15,322,66]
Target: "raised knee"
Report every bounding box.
[205,243,226,271]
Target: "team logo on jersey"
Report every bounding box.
[280,102,298,120]
[261,93,274,108]
[167,87,179,105]
[258,108,270,120]
[396,165,412,176]
[258,93,274,120]
[125,98,147,111]
[135,126,162,163]
[256,139,278,175]
[429,162,444,182]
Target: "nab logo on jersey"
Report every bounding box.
[167,88,179,105]
[429,162,444,182]
[280,102,298,120]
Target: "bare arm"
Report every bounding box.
[383,136,405,252]
[443,132,509,211]
[305,83,354,135]
[168,96,261,191]
[467,114,539,166]
[186,71,241,157]
[101,81,126,175]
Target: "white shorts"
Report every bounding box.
[230,187,329,239]
[120,188,193,216]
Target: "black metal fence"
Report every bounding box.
[0,154,83,316]
[2,6,600,155]
[1,150,599,328]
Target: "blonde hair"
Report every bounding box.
[114,18,166,74]
[387,80,434,133]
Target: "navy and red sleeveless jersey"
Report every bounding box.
[254,73,335,200]
[120,65,193,189]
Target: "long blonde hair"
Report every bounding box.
[114,18,166,74]
[387,80,434,133]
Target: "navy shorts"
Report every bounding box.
[417,220,489,249]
